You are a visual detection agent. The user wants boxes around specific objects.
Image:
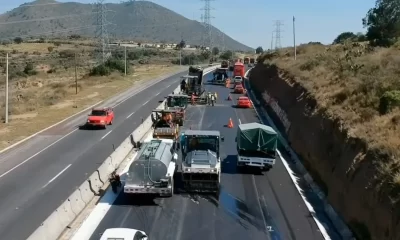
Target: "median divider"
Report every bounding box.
[27,66,216,240]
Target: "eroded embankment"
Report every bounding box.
[249,63,400,240]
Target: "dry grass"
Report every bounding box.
[0,42,94,54]
[262,41,400,193]
[0,64,183,150]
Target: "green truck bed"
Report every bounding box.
[237,122,278,152]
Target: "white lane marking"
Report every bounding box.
[238,118,242,124]
[101,130,112,140]
[126,111,135,119]
[0,129,78,179]
[142,100,150,106]
[155,91,160,96]
[167,83,172,87]
[252,176,272,238]
[42,164,72,188]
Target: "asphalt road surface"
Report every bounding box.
[89,72,341,240]
[0,69,188,240]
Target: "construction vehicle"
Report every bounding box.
[244,57,250,64]
[250,58,255,64]
[165,94,189,122]
[151,109,181,139]
[233,62,245,78]
[124,139,177,197]
[212,67,229,85]
[179,130,224,195]
[236,122,278,170]
[221,60,228,68]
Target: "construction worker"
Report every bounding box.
[207,92,212,105]
[210,93,216,106]
[191,93,195,105]
[214,92,218,100]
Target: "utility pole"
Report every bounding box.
[270,32,273,52]
[124,46,127,75]
[200,0,215,51]
[74,53,78,94]
[95,0,110,64]
[293,16,296,60]
[5,53,8,124]
[273,20,283,50]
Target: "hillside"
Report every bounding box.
[0,0,253,51]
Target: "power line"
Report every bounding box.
[94,0,110,64]
[273,20,283,49]
[200,0,214,50]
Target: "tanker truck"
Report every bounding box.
[236,122,278,171]
[124,139,177,197]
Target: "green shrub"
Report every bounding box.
[379,90,400,114]
[89,57,128,76]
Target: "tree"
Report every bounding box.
[201,50,211,59]
[13,37,23,44]
[212,47,219,55]
[333,32,357,44]
[362,0,400,46]
[177,40,185,49]
[220,50,233,60]
[255,46,263,54]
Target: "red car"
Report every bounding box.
[86,107,114,129]
[237,97,252,108]
[234,84,245,94]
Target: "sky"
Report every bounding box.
[0,0,376,49]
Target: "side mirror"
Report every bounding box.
[159,100,164,103]
[221,136,225,142]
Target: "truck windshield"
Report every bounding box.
[186,136,218,154]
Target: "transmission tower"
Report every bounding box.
[200,0,214,50]
[200,14,205,47]
[273,20,283,50]
[95,0,110,64]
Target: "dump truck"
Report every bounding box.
[212,67,229,85]
[179,130,223,195]
[124,139,177,197]
[233,62,245,78]
[236,122,278,170]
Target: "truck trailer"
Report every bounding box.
[233,62,245,78]
[236,122,278,170]
[124,139,177,197]
[180,130,223,195]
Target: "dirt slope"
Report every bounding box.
[248,62,400,240]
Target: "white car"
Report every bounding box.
[234,76,243,83]
[100,228,148,240]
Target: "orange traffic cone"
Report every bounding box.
[227,95,231,100]
[227,118,234,128]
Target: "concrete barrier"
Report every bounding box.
[244,68,355,240]
[27,65,217,240]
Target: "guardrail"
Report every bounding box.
[244,68,354,240]
[26,65,218,240]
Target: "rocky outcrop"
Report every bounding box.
[249,63,400,240]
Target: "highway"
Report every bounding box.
[89,71,341,240]
[0,69,188,240]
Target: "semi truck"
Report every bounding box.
[233,62,245,78]
[124,139,177,197]
[236,122,278,170]
[179,130,223,195]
